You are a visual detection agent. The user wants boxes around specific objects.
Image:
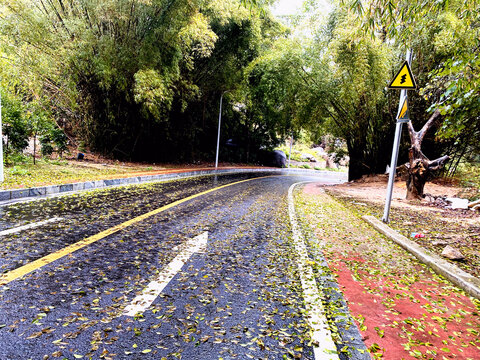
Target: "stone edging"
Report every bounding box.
[0,168,347,203]
[363,215,480,299]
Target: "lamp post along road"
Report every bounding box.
[215,91,229,170]
[0,90,4,182]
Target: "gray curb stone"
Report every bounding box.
[0,168,347,204]
[11,189,30,199]
[363,215,480,299]
[0,191,10,201]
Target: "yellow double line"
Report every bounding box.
[0,176,276,286]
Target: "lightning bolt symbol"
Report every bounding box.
[400,74,407,84]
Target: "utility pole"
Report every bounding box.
[382,49,414,223]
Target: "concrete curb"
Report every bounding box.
[0,168,347,204]
[363,215,480,299]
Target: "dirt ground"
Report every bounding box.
[326,174,460,207]
[322,175,480,279]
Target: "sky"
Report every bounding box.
[271,0,332,16]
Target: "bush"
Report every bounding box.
[9,166,31,176]
[78,140,86,153]
[40,124,68,157]
[2,94,29,152]
[40,140,54,156]
[44,158,68,166]
[4,152,29,166]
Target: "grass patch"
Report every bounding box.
[326,188,480,278]
[275,143,319,162]
[1,158,161,189]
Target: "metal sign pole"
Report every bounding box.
[382,49,413,223]
[0,89,4,182]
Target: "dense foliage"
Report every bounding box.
[244,6,397,179]
[300,10,395,180]
[247,0,480,180]
[1,0,284,162]
[341,0,480,176]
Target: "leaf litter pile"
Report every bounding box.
[0,174,323,359]
[295,183,480,359]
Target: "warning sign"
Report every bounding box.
[389,61,416,89]
[397,96,409,120]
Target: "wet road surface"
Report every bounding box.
[0,172,362,360]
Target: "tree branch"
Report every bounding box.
[428,155,450,171]
[418,109,441,143]
[407,119,416,143]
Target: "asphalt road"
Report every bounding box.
[0,172,364,360]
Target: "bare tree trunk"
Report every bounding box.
[346,141,369,181]
[405,110,449,199]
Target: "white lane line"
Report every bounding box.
[123,232,209,317]
[288,182,339,360]
[0,217,63,237]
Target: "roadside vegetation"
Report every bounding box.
[455,164,480,200]
[275,133,348,171]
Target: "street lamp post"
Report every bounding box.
[0,89,4,182]
[215,91,230,170]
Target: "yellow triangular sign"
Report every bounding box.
[397,96,409,120]
[389,61,416,89]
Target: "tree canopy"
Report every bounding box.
[1,0,285,161]
[252,0,480,180]
[340,0,480,176]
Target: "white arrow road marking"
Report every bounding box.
[0,217,63,237]
[288,182,339,360]
[123,232,209,317]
